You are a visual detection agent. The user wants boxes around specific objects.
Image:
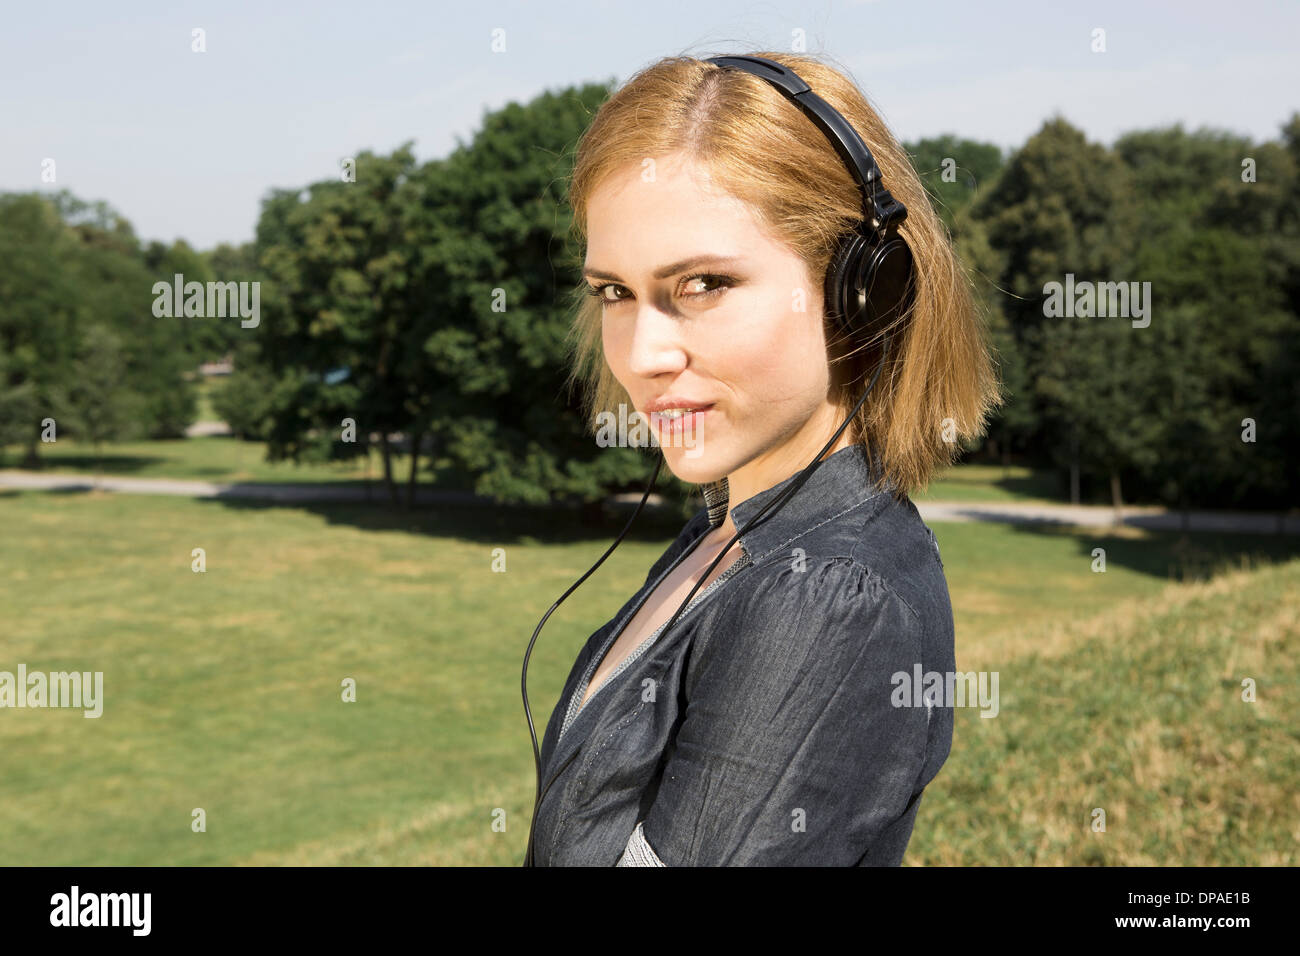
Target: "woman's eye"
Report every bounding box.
[586,274,733,307]
[587,283,631,304]
[680,274,733,300]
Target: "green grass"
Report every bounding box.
[1,489,1296,865]
[909,556,1300,865]
[916,463,1064,504]
[193,377,219,422]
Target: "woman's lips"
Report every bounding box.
[648,404,714,442]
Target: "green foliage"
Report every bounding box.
[246,82,642,506]
[967,115,1300,507]
[209,353,277,441]
[0,191,198,453]
[906,134,1005,231]
[3,96,1297,511]
[48,324,144,457]
[403,83,651,504]
[0,193,82,462]
[0,349,39,461]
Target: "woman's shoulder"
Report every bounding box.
[849,491,950,624]
[726,549,917,633]
[685,551,929,711]
[698,492,949,660]
[746,490,946,620]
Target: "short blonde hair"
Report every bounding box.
[563,52,1002,498]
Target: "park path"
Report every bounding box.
[1,469,1296,534]
[0,469,477,505]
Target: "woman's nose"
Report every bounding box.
[624,303,688,380]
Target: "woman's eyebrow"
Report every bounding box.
[582,255,746,282]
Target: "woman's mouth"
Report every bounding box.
[648,404,714,442]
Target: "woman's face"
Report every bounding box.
[585,151,850,502]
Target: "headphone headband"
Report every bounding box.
[704,54,908,233]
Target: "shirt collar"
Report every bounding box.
[699,442,893,560]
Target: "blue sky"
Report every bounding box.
[2,0,1296,250]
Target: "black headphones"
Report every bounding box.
[704,55,915,346]
[521,53,916,866]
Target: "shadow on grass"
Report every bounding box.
[933,461,1186,507]
[189,489,1300,586]
[993,473,1062,500]
[993,520,1300,583]
[189,488,699,549]
[2,454,170,474]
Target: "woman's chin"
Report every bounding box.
[657,445,727,486]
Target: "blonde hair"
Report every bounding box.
[562,52,1002,498]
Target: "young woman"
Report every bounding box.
[527,51,1000,866]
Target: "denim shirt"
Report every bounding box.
[531,442,956,866]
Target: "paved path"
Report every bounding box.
[183,420,233,438]
[0,470,480,505]
[914,499,1299,534]
[1,469,1295,534]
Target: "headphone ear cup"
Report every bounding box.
[824,232,869,340]
[862,235,916,333]
[826,229,917,344]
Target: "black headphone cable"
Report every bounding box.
[521,451,663,865]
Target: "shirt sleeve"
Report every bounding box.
[634,556,934,866]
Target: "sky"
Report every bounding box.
[2,0,1296,250]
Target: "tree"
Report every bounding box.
[0,191,200,459]
[70,207,197,439]
[906,134,1005,233]
[0,193,84,465]
[209,342,277,440]
[973,117,1144,505]
[244,82,643,511]
[253,145,421,505]
[48,325,140,483]
[402,84,651,507]
[1114,123,1297,508]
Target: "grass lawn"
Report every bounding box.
[194,378,219,423]
[1,489,1296,865]
[914,463,1066,504]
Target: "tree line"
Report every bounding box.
[2,82,1296,511]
